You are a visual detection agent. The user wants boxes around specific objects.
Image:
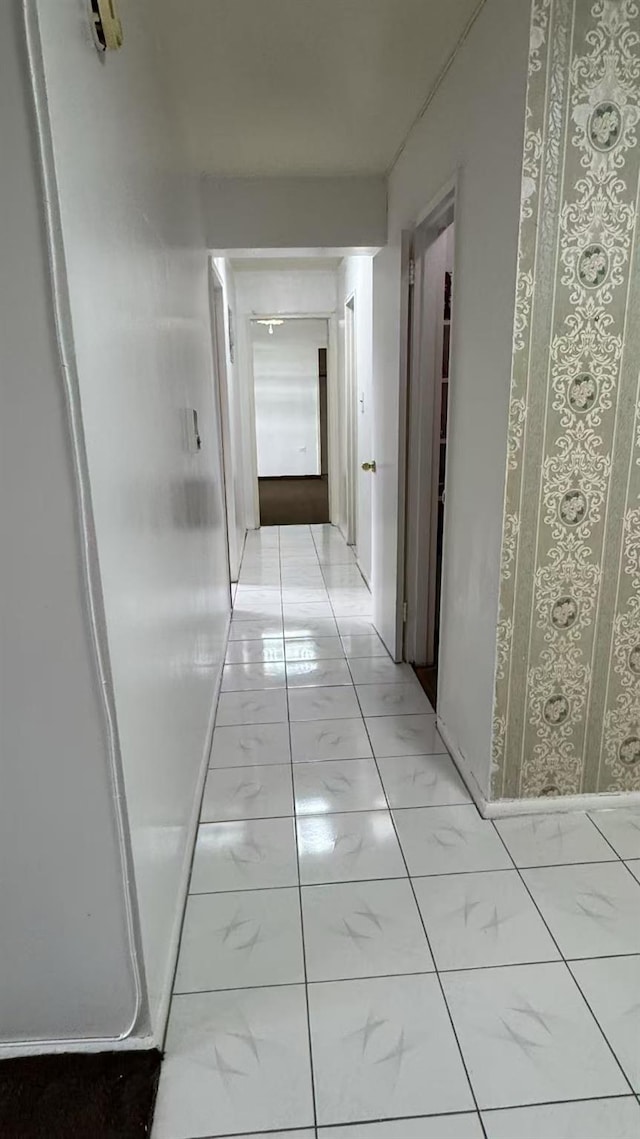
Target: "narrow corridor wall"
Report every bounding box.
[0,0,139,1048]
[35,0,231,1037]
[493,0,640,801]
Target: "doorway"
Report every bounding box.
[402,196,455,709]
[344,296,357,547]
[251,317,330,526]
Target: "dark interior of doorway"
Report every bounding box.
[258,348,330,526]
[413,270,452,709]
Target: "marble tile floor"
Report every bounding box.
[153,525,640,1139]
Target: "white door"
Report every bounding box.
[370,242,411,659]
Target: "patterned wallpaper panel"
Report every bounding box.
[493,0,640,799]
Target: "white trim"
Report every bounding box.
[437,715,640,819]
[327,314,340,526]
[152,612,229,1049]
[21,0,145,1048]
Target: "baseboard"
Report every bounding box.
[150,608,231,1051]
[484,787,640,817]
[436,715,640,818]
[0,1035,154,1060]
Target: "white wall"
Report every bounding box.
[203,176,387,249]
[234,266,339,526]
[35,0,231,1039]
[0,0,139,1048]
[253,320,328,477]
[339,257,374,582]
[373,0,530,796]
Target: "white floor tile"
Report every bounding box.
[495,813,617,867]
[229,617,284,640]
[285,636,345,660]
[234,1133,314,1139]
[293,759,387,815]
[341,634,388,658]
[366,714,445,757]
[377,753,471,808]
[522,861,640,957]
[330,598,373,617]
[322,1116,484,1139]
[336,617,377,635]
[153,986,314,1138]
[201,765,293,822]
[570,955,640,1090]
[589,807,640,860]
[210,722,290,768]
[356,682,433,717]
[414,870,560,970]
[290,717,372,763]
[302,878,433,981]
[232,600,283,621]
[174,888,304,993]
[482,1097,640,1139]
[288,685,361,721]
[308,974,474,1125]
[281,588,330,603]
[442,961,629,1109]
[287,659,353,687]
[215,690,289,726]
[627,859,640,883]
[348,658,420,684]
[190,819,298,893]
[225,638,285,664]
[285,617,340,638]
[393,805,512,876]
[221,662,287,691]
[297,810,406,885]
[283,599,334,617]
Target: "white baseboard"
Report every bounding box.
[0,1035,155,1060]
[436,715,640,818]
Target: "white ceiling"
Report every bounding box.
[155,0,481,176]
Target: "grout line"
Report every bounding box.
[172,947,640,1000]
[489,821,638,1098]
[350,682,490,1139]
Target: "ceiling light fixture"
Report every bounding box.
[256,319,284,336]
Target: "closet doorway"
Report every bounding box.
[402,194,455,708]
[251,318,330,526]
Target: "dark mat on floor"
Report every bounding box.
[0,1050,161,1139]
[259,475,330,525]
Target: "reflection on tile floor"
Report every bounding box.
[153,525,640,1139]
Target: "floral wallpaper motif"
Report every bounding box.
[493,0,640,799]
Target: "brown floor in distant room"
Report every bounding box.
[0,1051,161,1139]
[414,663,438,710]
[259,475,330,526]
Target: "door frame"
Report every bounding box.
[242,311,339,528]
[400,182,457,667]
[208,260,234,591]
[343,294,358,546]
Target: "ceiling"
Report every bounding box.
[154,0,481,176]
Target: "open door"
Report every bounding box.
[370,239,413,659]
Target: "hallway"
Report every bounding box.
[153,526,640,1139]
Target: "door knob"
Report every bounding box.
[361,460,377,473]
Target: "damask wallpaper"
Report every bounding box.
[492,0,640,799]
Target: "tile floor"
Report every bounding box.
[153,525,640,1139]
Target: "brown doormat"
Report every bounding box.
[0,1050,161,1139]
